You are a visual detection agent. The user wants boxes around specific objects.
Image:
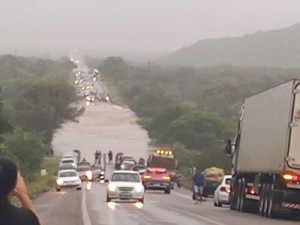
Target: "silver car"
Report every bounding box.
[106,171,144,203]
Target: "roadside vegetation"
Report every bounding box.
[0,55,77,191]
[99,56,300,175]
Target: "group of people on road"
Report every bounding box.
[94,150,113,165]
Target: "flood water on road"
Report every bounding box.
[52,102,150,163]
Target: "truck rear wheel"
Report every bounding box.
[237,178,246,212]
[260,183,280,218]
[259,184,266,216]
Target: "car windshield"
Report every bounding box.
[60,171,77,177]
[111,173,140,182]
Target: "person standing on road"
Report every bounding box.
[98,150,102,165]
[193,168,205,204]
[0,157,43,225]
[108,150,113,163]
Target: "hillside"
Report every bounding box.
[159,23,300,68]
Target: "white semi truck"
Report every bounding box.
[225,79,300,218]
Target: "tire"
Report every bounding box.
[266,183,280,218]
[237,178,246,212]
[139,198,144,204]
[258,184,265,216]
[165,187,171,194]
[56,188,61,192]
[230,178,238,210]
[106,195,111,203]
[77,187,82,191]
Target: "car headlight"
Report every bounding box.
[86,170,93,180]
[135,184,144,192]
[56,178,63,185]
[108,183,117,192]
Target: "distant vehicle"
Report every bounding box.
[214,175,232,207]
[120,160,136,170]
[203,167,224,197]
[60,158,77,169]
[54,163,77,177]
[142,167,171,194]
[132,165,147,174]
[85,95,95,102]
[77,164,93,181]
[106,170,144,203]
[147,148,177,189]
[55,169,82,191]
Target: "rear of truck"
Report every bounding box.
[230,79,300,217]
[147,149,177,189]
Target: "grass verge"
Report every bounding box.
[27,158,59,199]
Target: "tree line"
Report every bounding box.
[0,55,77,181]
[98,56,300,174]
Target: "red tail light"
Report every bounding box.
[220,186,227,192]
[246,187,256,195]
[282,172,299,182]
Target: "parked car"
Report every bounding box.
[55,169,82,192]
[106,170,144,203]
[214,175,232,207]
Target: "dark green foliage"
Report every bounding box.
[1,129,47,181]
[100,55,300,171]
[11,81,77,144]
[0,55,78,180]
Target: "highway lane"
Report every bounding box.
[33,56,300,225]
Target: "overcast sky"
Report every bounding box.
[1,0,300,57]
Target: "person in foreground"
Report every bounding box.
[0,157,43,225]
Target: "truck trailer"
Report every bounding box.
[225,79,300,218]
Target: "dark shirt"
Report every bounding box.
[0,204,40,225]
[193,173,204,187]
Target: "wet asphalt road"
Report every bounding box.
[33,82,300,225]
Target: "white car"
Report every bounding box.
[214,175,232,207]
[106,171,144,203]
[55,169,82,191]
[60,158,77,169]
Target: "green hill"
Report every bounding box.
[159,23,300,68]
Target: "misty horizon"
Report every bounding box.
[1,0,300,60]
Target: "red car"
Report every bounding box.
[142,167,171,194]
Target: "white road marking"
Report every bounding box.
[82,186,92,225]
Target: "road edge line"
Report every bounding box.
[82,186,92,225]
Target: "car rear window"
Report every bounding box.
[111,173,140,182]
[225,178,231,185]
